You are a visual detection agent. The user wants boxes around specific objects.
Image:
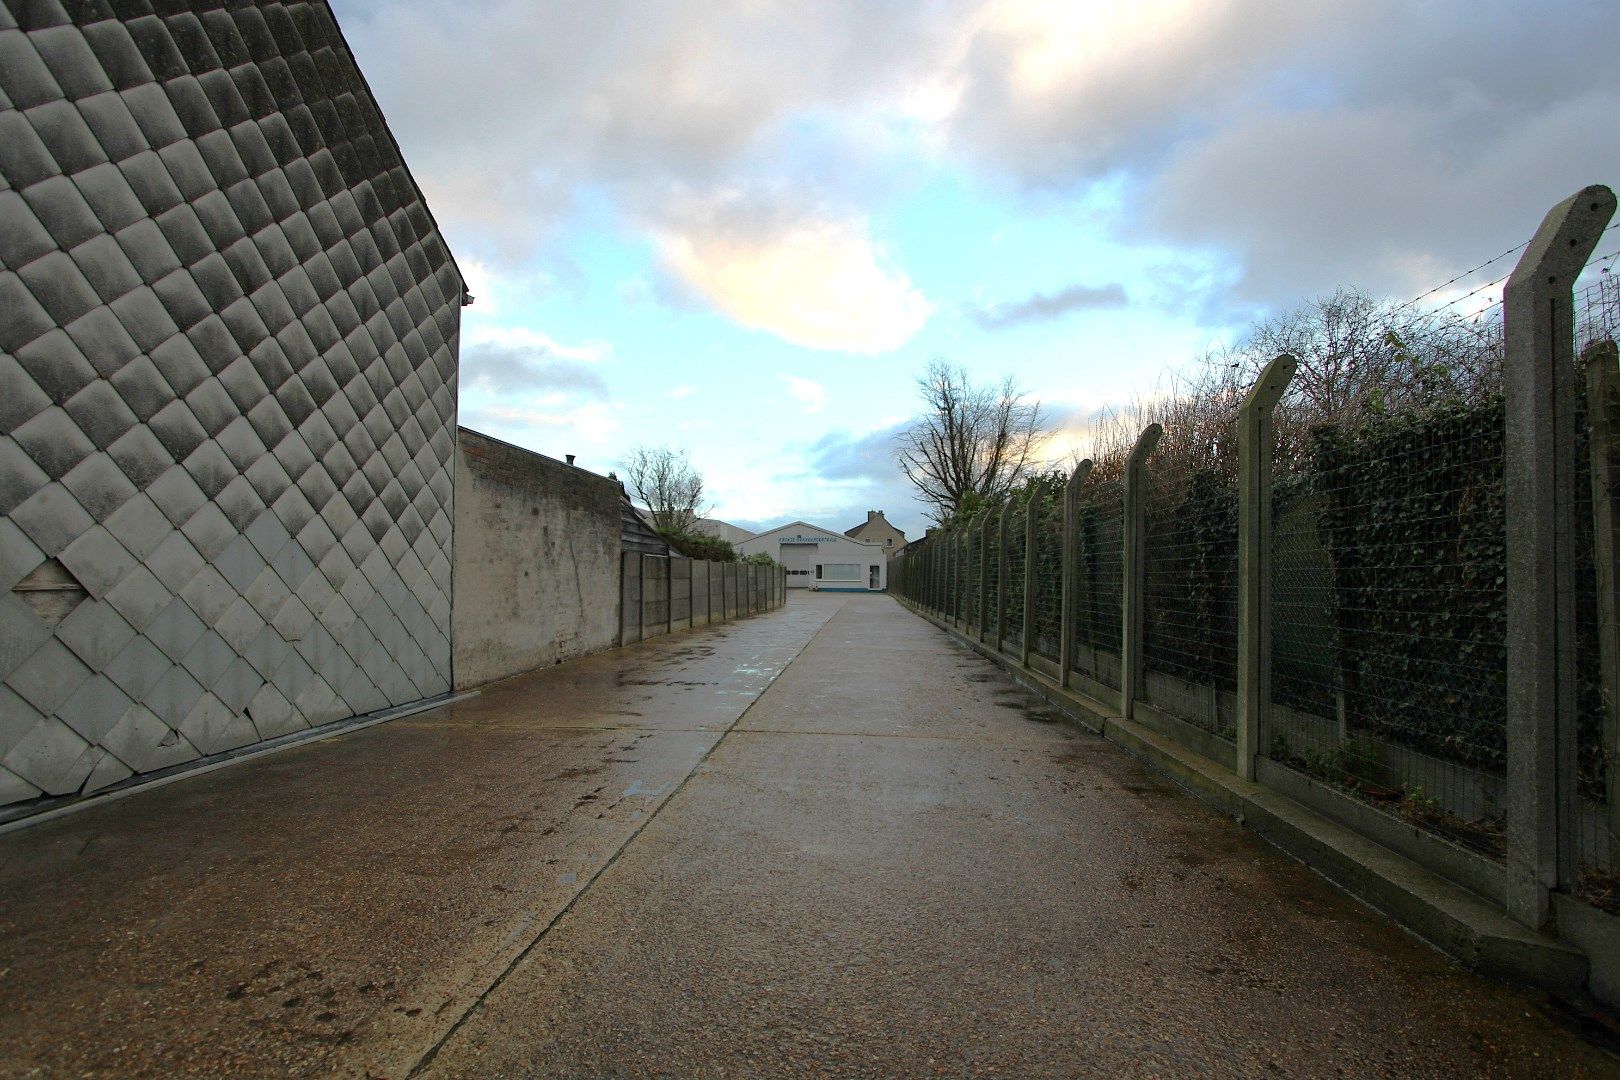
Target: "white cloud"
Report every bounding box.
[332,0,954,256]
[780,375,828,414]
[937,0,1330,183]
[1150,92,1620,301]
[652,194,933,353]
[666,385,697,399]
[337,0,1620,318]
[461,344,609,398]
[462,324,612,363]
[465,401,623,450]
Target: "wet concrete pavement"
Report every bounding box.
[0,599,835,1078]
[2,593,1617,1078]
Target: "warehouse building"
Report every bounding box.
[736,521,888,592]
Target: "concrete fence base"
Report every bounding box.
[896,595,1599,1005]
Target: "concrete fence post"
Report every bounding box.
[1504,184,1616,929]
[1062,460,1095,690]
[620,550,634,644]
[997,500,1013,651]
[1022,482,1039,665]
[639,552,650,641]
[1236,354,1298,781]
[1590,341,1620,843]
[1121,423,1164,720]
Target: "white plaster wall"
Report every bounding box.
[451,430,621,688]
[737,523,886,590]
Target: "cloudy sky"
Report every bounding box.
[330,0,1619,539]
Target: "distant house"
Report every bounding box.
[737,521,888,592]
[844,510,906,556]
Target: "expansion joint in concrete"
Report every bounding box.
[405,599,842,1076]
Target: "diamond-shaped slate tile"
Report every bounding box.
[1,2,462,809]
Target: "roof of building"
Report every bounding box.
[843,513,906,540]
[318,1,469,299]
[620,496,671,556]
[743,521,885,547]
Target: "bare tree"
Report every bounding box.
[1232,286,1501,427]
[622,445,707,533]
[1069,287,1506,486]
[895,360,1050,523]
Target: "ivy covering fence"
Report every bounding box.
[893,188,1619,925]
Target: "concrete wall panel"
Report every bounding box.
[451,430,621,688]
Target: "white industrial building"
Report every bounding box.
[737,522,889,592]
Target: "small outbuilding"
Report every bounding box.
[737,522,888,592]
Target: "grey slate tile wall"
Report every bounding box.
[0,1,463,809]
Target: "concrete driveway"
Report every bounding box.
[0,593,1612,1078]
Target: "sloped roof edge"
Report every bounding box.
[322,1,468,300]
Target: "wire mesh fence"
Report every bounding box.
[1580,262,1620,355]
[1141,455,1239,735]
[1266,379,1510,858]
[1575,273,1619,902]
[960,527,975,623]
[889,198,1620,927]
[1031,485,1065,661]
[1003,511,1027,651]
[1074,476,1124,690]
[978,518,991,637]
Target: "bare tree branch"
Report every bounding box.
[895,360,1051,523]
[622,445,708,532]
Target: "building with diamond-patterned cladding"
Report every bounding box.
[0,1,466,811]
